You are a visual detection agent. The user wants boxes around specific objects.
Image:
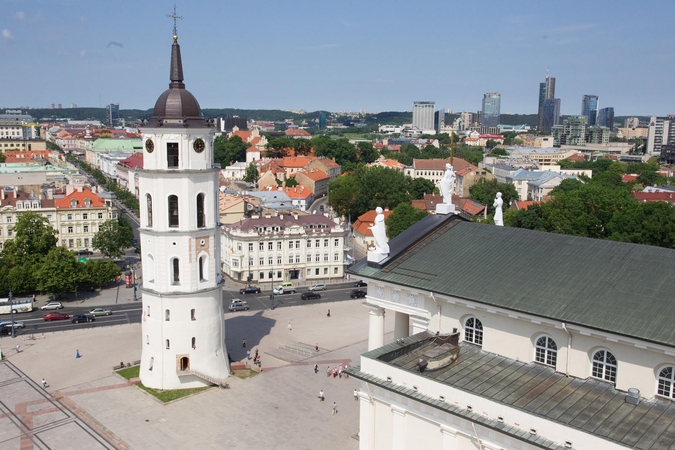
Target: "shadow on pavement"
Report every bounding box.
[225,310,276,362]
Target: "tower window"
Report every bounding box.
[168,195,179,227]
[165,309,170,321]
[191,309,196,321]
[197,193,205,228]
[172,258,180,284]
[167,142,179,168]
[166,339,170,349]
[149,357,154,371]
[199,255,205,281]
[146,194,153,227]
[192,337,196,349]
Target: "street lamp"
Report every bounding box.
[8,289,15,338]
[127,264,138,301]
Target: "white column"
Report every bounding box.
[359,391,374,450]
[394,311,410,340]
[410,315,430,335]
[391,406,406,450]
[366,304,385,351]
[440,425,457,450]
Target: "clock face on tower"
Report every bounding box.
[145,139,154,153]
[193,138,205,153]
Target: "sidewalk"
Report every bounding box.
[4,298,396,449]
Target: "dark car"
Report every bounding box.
[43,312,70,321]
[301,292,321,300]
[77,249,93,256]
[354,280,368,287]
[71,314,96,323]
[239,286,261,294]
[350,289,367,298]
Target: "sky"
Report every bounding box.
[1,0,673,117]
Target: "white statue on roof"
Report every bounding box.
[493,192,504,226]
[367,207,389,262]
[436,163,457,215]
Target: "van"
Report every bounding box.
[279,282,293,289]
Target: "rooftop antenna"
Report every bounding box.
[546,66,549,79]
[166,4,183,41]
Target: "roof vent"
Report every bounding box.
[529,428,537,435]
[626,388,640,405]
[466,405,473,412]
[564,441,573,448]
[497,416,504,423]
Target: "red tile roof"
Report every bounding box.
[119,152,144,169]
[281,156,314,168]
[621,174,639,183]
[353,209,393,237]
[297,169,329,181]
[413,157,472,171]
[633,192,675,203]
[54,187,105,209]
[285,128,311,137]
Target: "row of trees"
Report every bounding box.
[327,166,435,220]
[0,212,122,296]
[505,160,675,248]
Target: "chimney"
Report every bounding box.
[1,188,4,200]
[13,187,18,199]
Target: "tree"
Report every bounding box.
[410,178,435,200]
[243,162,258,184]
[92,217,134,258]
[386,203,429,239]
[489,148,508,156]
[294,139,312,156]
[46,140,61,151]
[7,212,57,259]
[357,142,379,164]
[327,173,360,219]
[81,259,121,288]
[485,139,498,149]
[213,135,250,166]
[265,136,294,158]
[607,201,675,248]
[35,247,80,296]
[285,177,298,188]
[0,152,5,163]
[469,179,519,213]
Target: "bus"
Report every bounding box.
[0,297,34,315]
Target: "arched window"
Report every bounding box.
[146,194,153,227]
[192,337,196,349]
[535,336,557,367]
[592,350,617,383]
[149,357,154,371]
[658,366,675,399]
[196,193,205,228]
[199,255,206,281]
[165,309,170,321]
[172,258,180,284]
[191,309,196,321]
[146,254,155,283]
[464,317,483,346]
[166,339,170,349]
[168,195,179,227]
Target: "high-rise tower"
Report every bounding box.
[537,73,556,130]
[412,101,435,130]
[138,27,230,389]
[481,93,501,128]
[581,95,599,126]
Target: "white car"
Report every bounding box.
[309,284,326,291]
[273,286,297,295]
[41,302,63,310]
[229,299,249,311]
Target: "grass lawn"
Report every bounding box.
[233,368,259,379]
[116,365,212,403]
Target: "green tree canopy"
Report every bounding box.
[35,247,81,296]
[469,179,519,214]
[243,162,258,183]
[386,203,429,239]
[213,135,250,166]
[410,177,435,200]
[92,217,134,258]
[6,211,57,260]
[285,177,298,188]
[265,136,294,158]
[357,142,379,164]
[489,148,508,156]
[81,259,121,288]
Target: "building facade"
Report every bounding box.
[481,93,501,128]
[541,98,560,132]
[537,75,556,130]
[221,213,349,285]
[552,116,587,146]
[647,116,675,155]
[412,101,435,131]
[348,214,675,450]
[581,94,599,126]
[596,107,614,130]
[137,32,230,390]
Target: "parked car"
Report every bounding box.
[301,292,321,300]
[309,283,326,291]
[354,280,368,287]
[273,286,297,295]
[43,312,70,321]
[77,249,93,256]
[1,321,25,330]
[229,299,250,311]
[350,289,367,299]
[89,308,112,316]
[71,314,95,323]
[239,286,261,295]
[41,302,64,310]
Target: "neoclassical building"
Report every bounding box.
[221,213,349,285]
[348,213,675,450]
[137,30,229,389]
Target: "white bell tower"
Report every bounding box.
[138,28,230,389]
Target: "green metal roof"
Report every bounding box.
[90,139,142,152]
[350,217,675,347]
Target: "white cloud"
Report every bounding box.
[12,11,26,21]
[2,29,15,41]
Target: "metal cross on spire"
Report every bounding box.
[166,4,183,41]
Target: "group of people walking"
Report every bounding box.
[326,362,348,379]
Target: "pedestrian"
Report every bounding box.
[242,338,246,348]
[259,360,263,372]
[327,309,331,317]
[315,343,319,352]
[255,348,259,359]
[338,368,342,378]
[246,350,251,360]
[332,401,337,415]
[354,389,358,401]
[326,366,331,377]
[76,349,81,358]
[314,363,318,374]
[288,322,292,331]
[319,389,324,402]
[15,344,20,353]
[42,378,48,388]
[344,364,349,378]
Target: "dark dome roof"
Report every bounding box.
[150,38,202,120]
[153,87,201,118]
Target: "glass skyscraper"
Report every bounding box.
[537,75,556,130]
[596,107,614,130]
[581,95,599,126]
[481,93,501,128]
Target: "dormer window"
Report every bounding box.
[70,199,77,208]
[84,198,92,207]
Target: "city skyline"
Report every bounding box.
[1,1,673,116]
